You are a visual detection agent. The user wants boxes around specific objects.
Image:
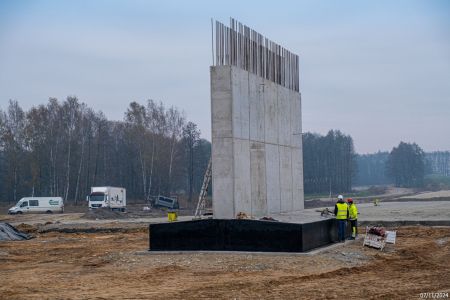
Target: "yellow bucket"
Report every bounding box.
[168,211,178,222]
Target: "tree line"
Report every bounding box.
[302,132,447,192]
[302,130,357,194]
[2,96,445,204]
[0,98,210,204]
[426,151,450,177]
[354,152,391,186]
[385,142,425,187]
[355,147,450,188]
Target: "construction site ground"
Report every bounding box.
[1,193,450,299]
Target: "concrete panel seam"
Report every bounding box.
[232,137,299,148]
[290,91,294,211]
[247,71,252,216]
[263,82,268,215]
[292,161,295,209]
[277,86,282,212]
[231,67,236,217]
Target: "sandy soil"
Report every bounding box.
[400,190,450,199]
[1,226,449,299]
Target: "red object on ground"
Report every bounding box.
[368,226,386,237]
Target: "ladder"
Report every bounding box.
[194,158,212,218]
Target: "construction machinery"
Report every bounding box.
[316,207,334,217]
[154,195,179,209]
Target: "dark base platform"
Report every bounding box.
[149,218,350,253]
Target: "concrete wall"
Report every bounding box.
[211,65,304,219]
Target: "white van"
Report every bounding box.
[8,197,64,214]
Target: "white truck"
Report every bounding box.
[8,197,64,214]
[87,187,126,211]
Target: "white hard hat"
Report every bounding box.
[338,195,343,200]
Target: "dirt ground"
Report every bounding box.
[1,225,449,299]
[401,190,450,199]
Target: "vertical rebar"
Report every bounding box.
[212,19,299,92]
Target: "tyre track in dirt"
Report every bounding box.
[166,227,450,299]
[0,227,449,299]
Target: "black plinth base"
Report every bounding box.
[149,218,350,253]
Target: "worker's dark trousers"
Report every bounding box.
[338,220,347,241]
[350,219,357,238]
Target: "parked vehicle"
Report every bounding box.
[87,187,126,211]
[8,197,64,214]
[154,195,179,209]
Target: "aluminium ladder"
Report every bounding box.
[194,158,212,218]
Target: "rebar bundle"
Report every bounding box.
[214,18,299,92]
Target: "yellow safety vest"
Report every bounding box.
[349,204,358,220]
[336,202,348,220]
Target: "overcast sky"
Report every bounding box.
[0,0,449,153]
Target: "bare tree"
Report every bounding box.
[46,98,62,196]
[3,101,26,203]
[25,105,50,197]
[125,102,148,200]
[166,106,185,194]
[74,105,88,204]
[183,122,200,202]
[0,97,209,205]
[62,97,80,202]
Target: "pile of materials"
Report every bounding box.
[368,226,386,237]
[363,226,397,250]
[0,223,31,241]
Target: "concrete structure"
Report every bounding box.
[149,218,344,253]
[211,65,304,218]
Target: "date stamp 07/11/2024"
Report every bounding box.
[419,292,449,299]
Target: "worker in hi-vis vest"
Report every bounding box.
[347,198,358,239]
[334,195,349,242]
